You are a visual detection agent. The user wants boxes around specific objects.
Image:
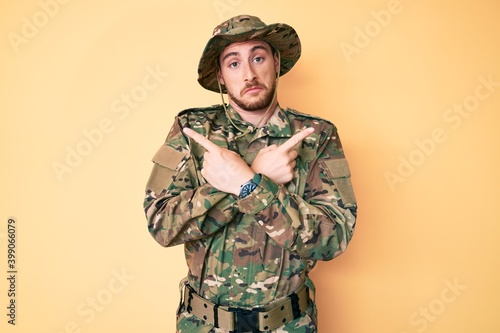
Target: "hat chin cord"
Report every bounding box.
[217,49,281,139]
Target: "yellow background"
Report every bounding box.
[1,0,499,332]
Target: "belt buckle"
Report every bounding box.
[229,307,261,333]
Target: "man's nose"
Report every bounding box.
[243,63,257,82]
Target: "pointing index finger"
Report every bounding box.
[183,127,218,152]
[277,127,315,152]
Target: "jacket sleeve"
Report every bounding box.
[143,116,240,247]
[237,124,357,261]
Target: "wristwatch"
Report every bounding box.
[239,173,262,199]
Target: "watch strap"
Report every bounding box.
[239,173,262,198]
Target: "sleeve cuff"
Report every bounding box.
[237,175,279,214]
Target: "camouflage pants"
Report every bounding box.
[176,300,318,333]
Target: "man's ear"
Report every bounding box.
[274,54,280,75]
[217,69,225,85]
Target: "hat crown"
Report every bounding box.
[212,15,266,36]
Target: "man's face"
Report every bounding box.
[218,40,279,112]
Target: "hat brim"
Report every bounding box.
[197,23,301,93]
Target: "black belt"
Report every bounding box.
[182,284,309,332]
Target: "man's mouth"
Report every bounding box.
[243,85,264,95]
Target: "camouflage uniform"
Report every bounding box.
[144,103,357,332]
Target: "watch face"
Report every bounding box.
[240,182,257,198]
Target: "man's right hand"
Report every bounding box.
[251,127,315,185]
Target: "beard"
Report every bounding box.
[227,80,277,111]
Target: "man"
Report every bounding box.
[144,14,357,333]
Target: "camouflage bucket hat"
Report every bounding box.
[197,15,301,93]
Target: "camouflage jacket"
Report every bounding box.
[144,104,357,308]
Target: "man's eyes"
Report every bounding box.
[226,56,265,68]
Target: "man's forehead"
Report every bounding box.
[220,40,272,57]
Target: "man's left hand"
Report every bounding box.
[183,127,254,196]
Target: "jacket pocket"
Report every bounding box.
[321,157,356,205]
[146,145,188,195]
